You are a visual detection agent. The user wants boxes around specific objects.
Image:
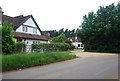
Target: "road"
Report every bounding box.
[2,52,118,79]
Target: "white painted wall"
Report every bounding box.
[21,39,49,52]
[16,25,22,32]
[23,39,48,45]
[24,17,36,27]
[72,42,83,48]
[16,17,41,35]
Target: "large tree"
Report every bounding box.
[78,3,120,53]
[2,22,15,54]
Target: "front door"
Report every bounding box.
[17,38,22,42]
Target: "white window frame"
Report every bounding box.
[23,25,27,32]
[33,28,37,33]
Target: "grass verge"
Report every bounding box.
[2,51,77,72]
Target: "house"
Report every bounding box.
[0,7,51,52]
[68,37,84,49]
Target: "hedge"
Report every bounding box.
[15,42,26,53]
[32,43,70,52]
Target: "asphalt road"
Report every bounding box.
[2,55,118,79]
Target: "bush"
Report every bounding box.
[2,52,77,72]
[50,33,67,43]
[15,42,26,53]
[2,22,15,54]
[32,43,70,52]
[65,40,75,50]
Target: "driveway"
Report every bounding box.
[71,50,117,58]
[2,51,118,79]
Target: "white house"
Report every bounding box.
[0,7,51,52]
[68,37,84,49]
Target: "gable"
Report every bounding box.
[15,16,42,35]
[3,15,43,35]
[24,17,37,27]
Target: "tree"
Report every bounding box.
[77,3,120,53]
[42,30,59,37]
[43,28,77,38]
[50,33,67,43]
[58,28,64,35]
[2,22,15,54]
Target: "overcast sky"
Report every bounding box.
[1,0,119,31]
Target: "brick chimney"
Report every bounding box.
[0,7,3,26]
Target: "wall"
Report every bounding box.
[72,42,83,48]
[16,17,41,35]
[22,39,48,45]
[22,39,48,52]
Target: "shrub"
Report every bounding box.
[2,52,77,72]
[65,40,75,50]
[2,22,15,54]
[15,42,26,53]
[32,43,70,52]
[50,33,67,43]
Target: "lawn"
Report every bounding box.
[2,51,77,72]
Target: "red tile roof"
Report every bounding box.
[68,37,81,42]
[13,32,50,41]
[43,33,52,39]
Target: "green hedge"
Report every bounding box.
[32,43,70,52]
[15,42,26,53]
[2,52,77,72]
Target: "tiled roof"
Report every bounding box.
[13,32,49,41]
[2,15,30,30]
[2,14,51,40]
[68,37,81,42]
[43,33,52,39]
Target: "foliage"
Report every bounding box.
[65,40,75,50]
[42,28,77,38]
[15,42,26,53]
[0,26,2,54]
[32,43,70,52]
[2,22,16,54]
[78,3,120,53]
[2,52,77,72]
[43,30,59,37]
[50,33,67,43]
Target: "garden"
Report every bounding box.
[1,22,77,72]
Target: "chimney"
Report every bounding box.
[0,7,3,26]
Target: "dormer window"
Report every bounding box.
[33,28,37,33]
[23,25,27,32]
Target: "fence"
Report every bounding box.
[26,45,32,52]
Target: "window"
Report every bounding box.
[81,44,83,47]
[78,44,80,47]
[23,26,27,32]
[26,41,28,44]
[33,28,37,33]
[33,41,35,44]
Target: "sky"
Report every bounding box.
[1,0,119,31]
